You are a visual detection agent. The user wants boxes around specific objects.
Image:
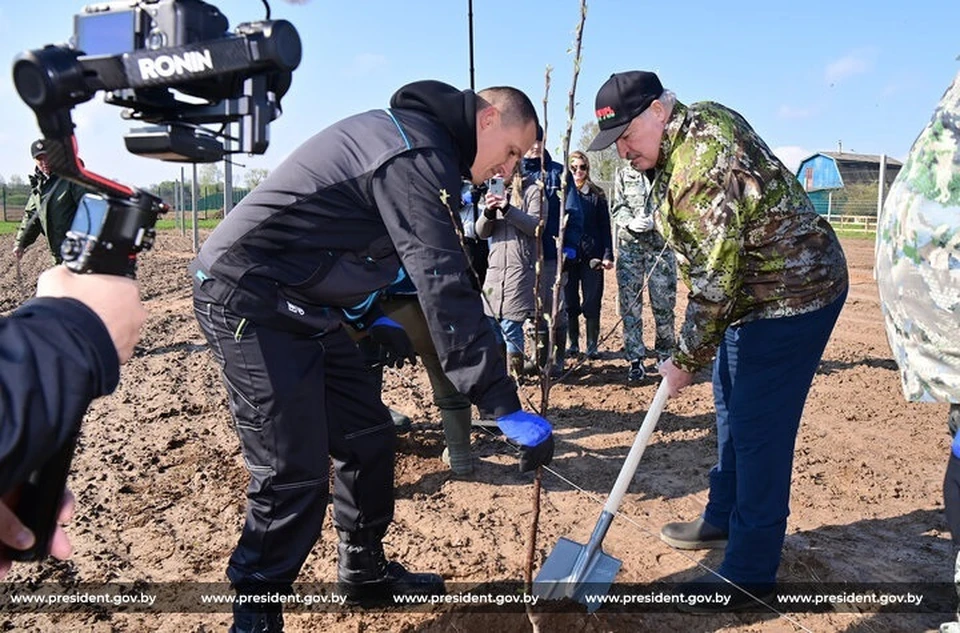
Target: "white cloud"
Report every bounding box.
[342,53,388,78]
[824,48,877,85]
[777,105,814,120]
[773,146,812,174]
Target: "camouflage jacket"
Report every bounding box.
[876,71,960,403]
[610,165,649,230]
[611,164,662,248]
[649,101,848,372]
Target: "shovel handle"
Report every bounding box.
[602,378,670,515]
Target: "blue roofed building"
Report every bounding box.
[796,151,902,216]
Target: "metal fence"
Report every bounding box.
[0,184,31,222]
[0,183,253,223]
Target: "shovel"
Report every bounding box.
[533,378,670,612]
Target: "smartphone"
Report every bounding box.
[488,177,505,198]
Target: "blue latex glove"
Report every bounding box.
[368,317,416,369]
[562,247,577,261]
[496,410,555,472]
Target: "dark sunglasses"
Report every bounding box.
[571,164,589,172]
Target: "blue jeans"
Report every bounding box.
[488,317,525,355]
[702,289,846,585]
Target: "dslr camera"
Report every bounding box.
[8,0,301,561]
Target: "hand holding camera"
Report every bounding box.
[0,489,75,574]
[37,266,147,365]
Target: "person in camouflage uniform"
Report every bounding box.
[873,70,960,633]
[588,71,848,609]
[611,161,677,381]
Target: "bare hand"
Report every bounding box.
[602,259,614,270]
[658,358,695,398]
[12,247,24,261]
[484,192,506,212]
[0,490,75,578]
[36,266,147,364]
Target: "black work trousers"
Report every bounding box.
[194,298,396,590]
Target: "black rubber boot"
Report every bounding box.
[440,406,473,476]
[585,318,601,359]
[551,327,567,378]
[337,528,446,605]
[567,317,580,356]
[230,605,284,633]
[675,574,776,614]
[660,517,728,550]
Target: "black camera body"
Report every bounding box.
[61,193,160,277]
[74,0,229,57]
[8,0,301,560]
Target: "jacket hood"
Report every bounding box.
[390,81,477,178]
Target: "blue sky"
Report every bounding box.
[0,0,956,187]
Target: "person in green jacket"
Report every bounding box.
[13,139,90,264]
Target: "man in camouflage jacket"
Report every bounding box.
[13,139,90,265]
[610,162,676,381]
[588,71,848,607]
[874,70,960,633]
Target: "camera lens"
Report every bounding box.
[60,237,82,262]
[13,59,48,108]
[271,21,302,70]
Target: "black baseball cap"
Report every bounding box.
[587,71,664,152]
[30,139,47,158]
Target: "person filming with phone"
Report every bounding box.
[476,166,541,382]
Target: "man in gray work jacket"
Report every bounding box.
[191,80,555,632]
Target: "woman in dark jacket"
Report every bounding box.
[565,151,613,359]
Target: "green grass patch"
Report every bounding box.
[155,218,221,231]
[834,229,876,240]
[0,218,222,236]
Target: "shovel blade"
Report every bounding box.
[533,537,622,613]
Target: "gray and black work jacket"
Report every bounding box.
[191,107,520,417]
